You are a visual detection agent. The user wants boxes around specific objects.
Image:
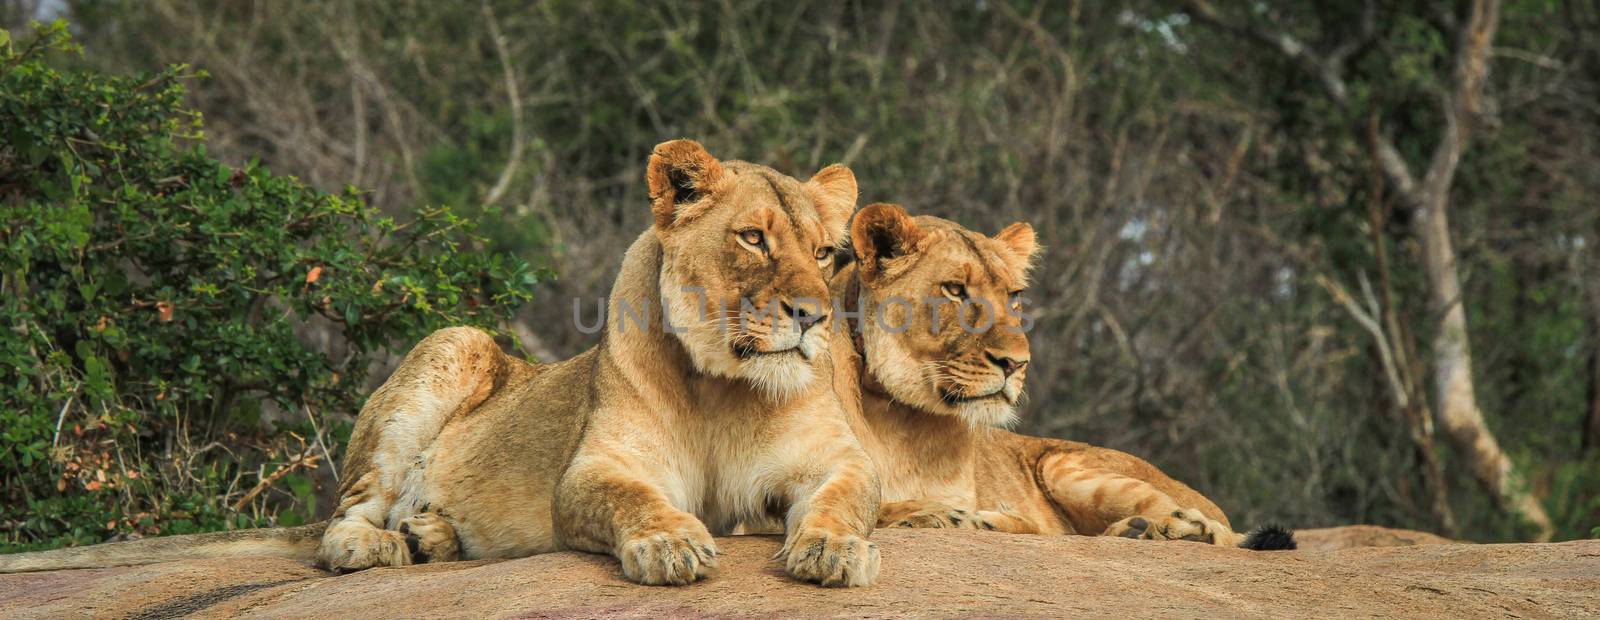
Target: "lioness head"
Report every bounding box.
[648,139,856,399]
[848,203,1038,427]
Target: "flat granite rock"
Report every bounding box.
[2,527,1596,619]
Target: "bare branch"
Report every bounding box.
[1422,0,1503,198]
[1369,129,1422,208]
[481,0,526,207]
[1180,0,1350,104]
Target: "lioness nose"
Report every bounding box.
[781,300,828,333]
[985,351,1028,377]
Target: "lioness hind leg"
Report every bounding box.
[318,472,412,572]
[399,510,460,564]
[318,327,509,573]
[319,520,412,572]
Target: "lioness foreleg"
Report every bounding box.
[552,451,719,586]
[777,456,881,587]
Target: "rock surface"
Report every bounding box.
[1294,525,1457,552]
[2,527,1596,619]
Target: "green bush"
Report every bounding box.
[0,22,542,550]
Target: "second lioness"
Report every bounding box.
[830,203,1291,548]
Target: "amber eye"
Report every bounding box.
[739,229,765,248]
[1008,290,1025,309]
[941,282,968,300]
[815,246,833,262]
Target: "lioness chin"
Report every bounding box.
[816,203,1293,550]
[0,140,885,586]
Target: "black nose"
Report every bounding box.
[781,300,827,333]
[986,352,1028,377]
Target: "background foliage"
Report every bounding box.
[0,21,538,550]
[1,0,1597,547]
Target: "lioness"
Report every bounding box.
[831,203,1291,549]
[1,140,884,586]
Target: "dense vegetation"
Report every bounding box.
[0,22,538,550]
[1,0,1596,548]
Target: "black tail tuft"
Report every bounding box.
[1240,524,1297,551]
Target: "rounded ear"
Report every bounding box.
[804,164,857,239]
[647,139,726,230]
[850,203,924,282]
[994,222,1039,269]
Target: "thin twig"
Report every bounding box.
[232,451,321,512]
[51,396,74,448]
[303,404,339,484]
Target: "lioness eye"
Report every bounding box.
[1008,290,1025,308]
[815,246,833,262]
[941,282,968,300]
[739,230,765,248]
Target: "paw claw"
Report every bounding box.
[618,521,718,586]
[780,528,879,587]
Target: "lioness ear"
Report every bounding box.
[805,164,857,238]
[850,203,924,282]
[994,222,1039,270]
[647,139,726,230]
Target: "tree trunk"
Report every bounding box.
[1413,189,1551,541]
[1585,216,1600,454]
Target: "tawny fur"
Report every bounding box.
[826,205,1254,548]
[2,140,884,586]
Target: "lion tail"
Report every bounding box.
[0,521,327,574]
[1238,523,1297,551]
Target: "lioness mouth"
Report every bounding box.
[733,343,806,360]
[941,387,1009,404]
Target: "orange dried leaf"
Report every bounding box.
[156,301,175,322]
[306,266,323,284]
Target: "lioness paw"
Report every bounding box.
[778,529,879,587]
[399,511,460,564]
[318,521,411,573]
[618,521,719,586]
[1104,508,1237,546]
[892,507,983,530]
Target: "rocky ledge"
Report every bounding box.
[1,526,1595,619]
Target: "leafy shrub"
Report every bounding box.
[0,22,541,550]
